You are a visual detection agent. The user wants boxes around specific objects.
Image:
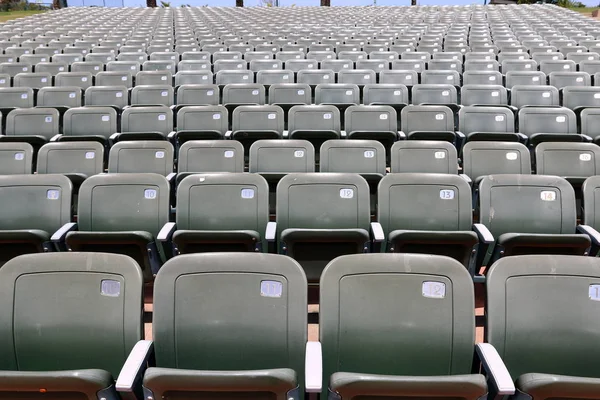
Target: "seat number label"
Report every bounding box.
[540,191,556,201]
[47,189,60,200]
[340,188,354,199]
[364,150,375,158]
[294,150,304,158]
[144,189,157,199]
[101,280,121,297]
[580,153,592,161]
[422,281,446,299]
[85,152,95,159]
[440,189,454,200]
[261,280,282,298]
[589,285,600,301]
[506,152,518,160]
[434,151,446,159]
[241,188,255,199]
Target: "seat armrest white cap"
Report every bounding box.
[305,341,322,393]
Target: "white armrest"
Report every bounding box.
[116,340,154,393]
[476,343,515,396]
[370,222,384,242]
[266,221,277,241]
[305,341,322,393]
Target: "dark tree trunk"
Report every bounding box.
[321,0,330,5]
[147,0,157,7]
[236,0,243,6]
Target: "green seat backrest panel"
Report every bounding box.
[536,142,600,177]
[84,86,129,108]
[288,105,341,133]
[458,106,515,134]
[77,173,169,237]
[0,174,72,233]
[479,174,576,236]
[315,84,360,105]
[362,84,409,105]
[487,255,600,379]
[177,173,269,233]
[63,107,118,138]
[108,141,174,176]
[153,253,306,374]
[178,140,244,173]
[232,105,284,133]
[518,107,576,136]
[121,106,173,135]
[390,141,458,174]
[582,176,600,229]
[37,142,104,176]
[581,108,600,136]
[320,253,475,378]
[0,252,143,376]
[511,85,559,108]
[0,88,33,108]
[249,140,315,173]
[177,106,228,133]
[462,142,531,181]
[412,84,458,104]
[223,84,265,104]
[6,108,59,139]
[319,140,386,175]
[378,173,473,235]
[276,173,370,232]
[344,105,397,133]
[0,142,33,175]
[401,105,454,133]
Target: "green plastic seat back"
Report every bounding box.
[121,106,173,136]
[0,252,142,376]
[232,105,284,134]
[178,140,244,173]
[276,173,370,232]
[0,174,71,233]
[135,71,172,86]
[297,69,334,85]
[215,70,254,85]
[319,140,386,175]
[84,86,129,108]
[0,142,33,175]
[581,107,600,136]
[562,86,600,110]
[14,72,52,89]
[460,85,508,106]
[77,173,169,237]
[223,83,266,105]
[288,105,341,133]
[174,71,213,86]
[400,105,454,134]
[518,107,577,137]
[479,174,576,236]
[390,140,458,173]
[108,141,174,176]
[63,107,118,138]
[458,106,515,135]
[176,105,228,134]
[131,85,174,106]
[420,71,461,86]
[37,142,104,176]
[37,87,82,108]
[153,253,306,375]
[505,71,546,89]
[6,108,59,139]
[176,84,220,106]
[256,70,293,85]
[378,173,473,235]
[321,253,475,378]
[463,71,503,86]
[487,255,600,379]
[338,69,376,85]
[550,72,591,89]
[581,176,600,229]
[95,72,133,88]
[462,142,531,182]
[412,84,458,105]
[511,85,560,108]
[249,140,315,174]
[55,72,93,89]
[362,83,409,104]
[344,105,397,133]
[536,142,600,178]
[177,173,269,235]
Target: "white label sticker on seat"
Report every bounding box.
[224,150,234,158]
[243,75,249,80]
[435,113,444,120]
[81,77,88,82]
[267,113,276,120]
[251,89,260,95]
[542,92,551,98]
[421,56,426,60]
[212,113,221,120]
[161,91,168,97]
[576,77,583,82]
[68,92,76,98]
[580,153,592,161]
[116,92,123,97]
[160,76,167,81]
[22,67,28,71]
[14,152,24,161]
[495,115,505,122]
[121,76,127,81]
[158,114,166,121]
[155,151,165,159]
[489,76,496,81]
[283,75,289,80]
[540,190,556,201]
[45,116,52,123]
[552,56,559,60]
[393,90,402,96]
[144,189,157,199]
[166,65,172,69]
[414,63,420,68]
[589,56,595,60]
[594,93,600,99]
[345,90,353,96]
[506,152,518,160]
[564,64,571,69]
[101,115,110,122]
[422,281,445,299]
[434,151,446,159]
[364,150,375,158]
[406,75,413,80]
[442,90,449,96]
[298,89,305,95]
[440,189,454,199]
[340,188,354,199]
[261,280,282,298]
[85,151,95,159]
[47,189,60,200]
[41,77,48,83]
[308,64,313,68]
[364,74,371,79]
[205,89,214,96]
[379,114,388,120]
[241,188,255,199]
[525,63,532,68]
[294,150,304,158]
[519,56,525,60]
[589,285,600,301]
[556,116,566,122]
[323,113,332,119]
[0,79,5,84]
